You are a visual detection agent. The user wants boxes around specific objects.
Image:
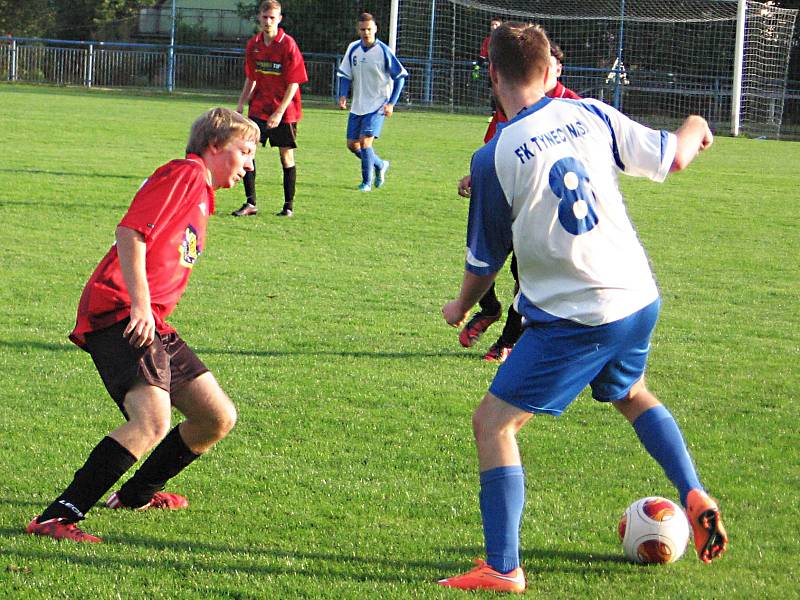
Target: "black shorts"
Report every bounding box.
[84,319,208,418]
[252,118,298,149]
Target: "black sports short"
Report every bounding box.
[84,319,208,418]
[252,118,298,149]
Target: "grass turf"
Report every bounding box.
[0,83,798,599]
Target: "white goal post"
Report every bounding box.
[390,0,797,138]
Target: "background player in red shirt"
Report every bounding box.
[477,18,502,118]
[26,108,259,543]
[458,42,581,362]
[233,0,308,218]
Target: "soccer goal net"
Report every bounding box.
[393,0,797,138]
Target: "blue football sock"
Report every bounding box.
[372,151,385,171]
[632,405,703,506]
[361,147,375,185]
[479,465,525,574]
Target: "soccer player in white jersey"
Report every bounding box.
[337,12,408,192]
[438,22,727,593]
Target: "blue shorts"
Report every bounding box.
[347,109,385,140]
[489,299,660,416]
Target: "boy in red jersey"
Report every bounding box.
[26,108,259,543]
[233,0,308,217]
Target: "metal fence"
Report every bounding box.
[0,38,339,99]
[2,36,799,139]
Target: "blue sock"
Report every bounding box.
[632,405,703,506]
[361,147,375,185]
[479,465,525,573]
[372,151,384,171]
[353,149,362,159]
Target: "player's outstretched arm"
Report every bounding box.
[671,115,713,173]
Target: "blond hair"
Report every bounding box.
[186,108,259,156]
[260,0,280,12]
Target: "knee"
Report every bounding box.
[472,409,497,446]
[135,416,172,451]
[207,398,238,442]
[347,141,360,154]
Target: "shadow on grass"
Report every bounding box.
[0,339,484,361]
[0,340,79,352]
[2,526,629,584]
[0,167,139,181]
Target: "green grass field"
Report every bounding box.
[0,83,798,599]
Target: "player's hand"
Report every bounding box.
[442,300,469,328]
[123,306,156,348]
[383,103,394,117]
[337,96,347,110]
[458,175,472,198]
[266,112,282,129]
[700,125,714,151]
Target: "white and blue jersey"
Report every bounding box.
[337,39,407,115]
[467,96,677,327]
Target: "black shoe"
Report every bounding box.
[275,209,293,217]
[232,202,258,216]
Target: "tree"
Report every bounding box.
[0,0,53,37]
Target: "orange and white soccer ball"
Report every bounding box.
[618,496,690,564]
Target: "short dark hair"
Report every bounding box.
[489,22,551,85]
[359,12,375,23]
[550,42,564,64]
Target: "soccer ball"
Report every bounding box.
[618,496,690,564]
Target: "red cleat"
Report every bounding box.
[438,559,526,593]
[105,491,189,511]
[459,311,501,348]
[686,489,728,563]
[26,517,102,543]
[484,342,512,363]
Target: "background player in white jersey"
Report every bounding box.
[337,12,408,192]
[438,22,728,593]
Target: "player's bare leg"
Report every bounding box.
[440,393,531,591]
[613,378,728,562]
[108,374,235,510]
[472,392,533,472]
[110,382,173,458]
[170,372,237,454]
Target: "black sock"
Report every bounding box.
[282,165,296,211]
[497,304,524,347]
[478,283,502,316]
[117,425,200,508]
[38,436,137,523]
[244,160,257,205]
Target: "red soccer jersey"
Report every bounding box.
[70,155,215,348]
[244,28,308,123]
[479,35,491,60]
[483,83,581,142]
[549,80,581,99]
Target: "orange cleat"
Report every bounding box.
[26,517,102,543]
[438,559,526,593]
[686,489,728,563]
[106,491,188,511]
